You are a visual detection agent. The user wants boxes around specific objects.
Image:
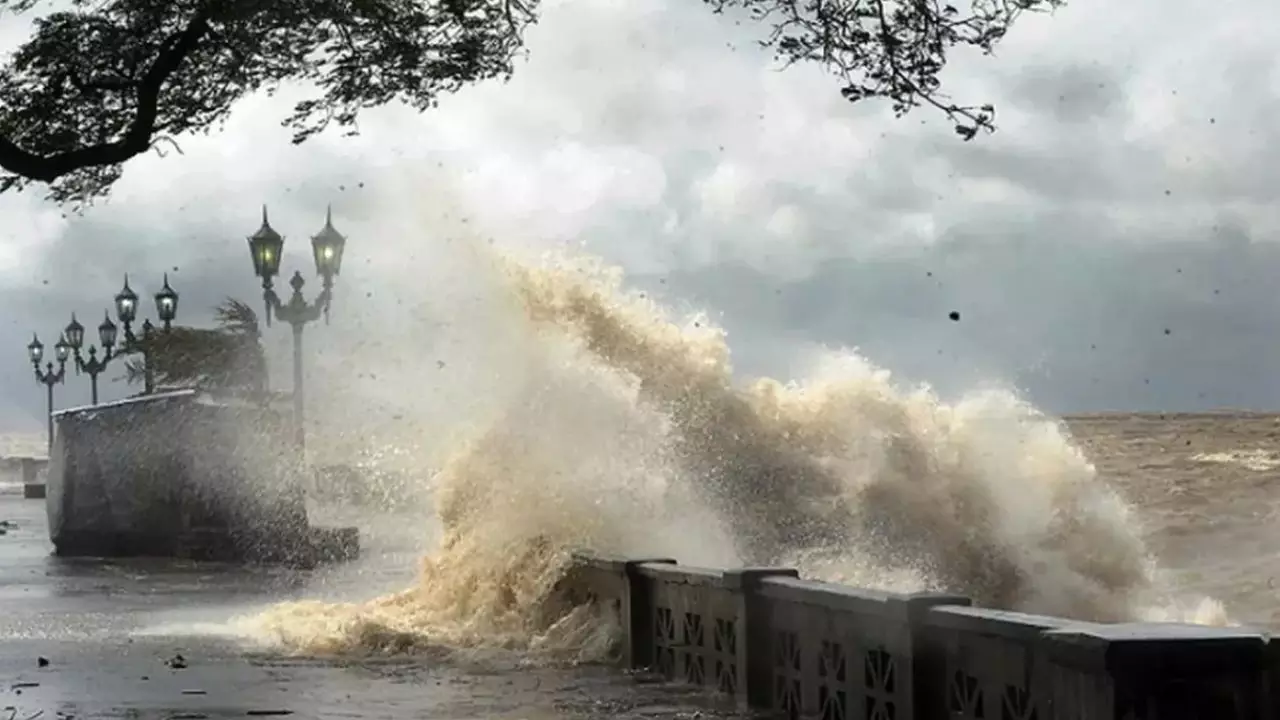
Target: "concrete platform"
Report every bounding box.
[52,525,362,568]
[45,391,361,567]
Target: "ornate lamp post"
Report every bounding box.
[64,275,179,401]
[27,333,71,456]
[246,205,347,456]
[62,311,119,405]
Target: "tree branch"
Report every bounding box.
[0,3,212,183]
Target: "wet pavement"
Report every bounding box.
[0,491,740,720]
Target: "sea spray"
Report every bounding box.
[247,248,1227,657]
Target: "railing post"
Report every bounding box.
[1265,639,1280,719]
[892,593,973,720]
[620,559,676,668]
[722,567,799,709]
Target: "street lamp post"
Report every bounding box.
[245,205,347,457]
[62,311,120,405]
[64,275,180,401]
[27,333,71,457]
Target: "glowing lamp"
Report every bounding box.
[64,314,85,350]
[249,205,285,281]
[311,205,346,283]
[115,275,138,324]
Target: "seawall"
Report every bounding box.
[566,555,1277,719]
[47,389,357,565]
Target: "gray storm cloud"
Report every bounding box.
[2,0,1280,433]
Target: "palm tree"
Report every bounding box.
[124,298,268,397]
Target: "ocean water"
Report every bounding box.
[1068,412,1280,628]
[6,248,1272,666]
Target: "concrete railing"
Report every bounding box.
[566,555,1278,720]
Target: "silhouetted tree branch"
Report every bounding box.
[0,0,1056,204]
[705,0,1062,139]
[0,0,537,203]
[0,2,213,199]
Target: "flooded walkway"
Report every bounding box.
[0,494,736,720]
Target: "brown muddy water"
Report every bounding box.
[1066,412,1280,628]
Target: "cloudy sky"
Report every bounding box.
[1,0,1279,441]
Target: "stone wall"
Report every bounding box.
[46,389,310,561]
[566,555,1278,719]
